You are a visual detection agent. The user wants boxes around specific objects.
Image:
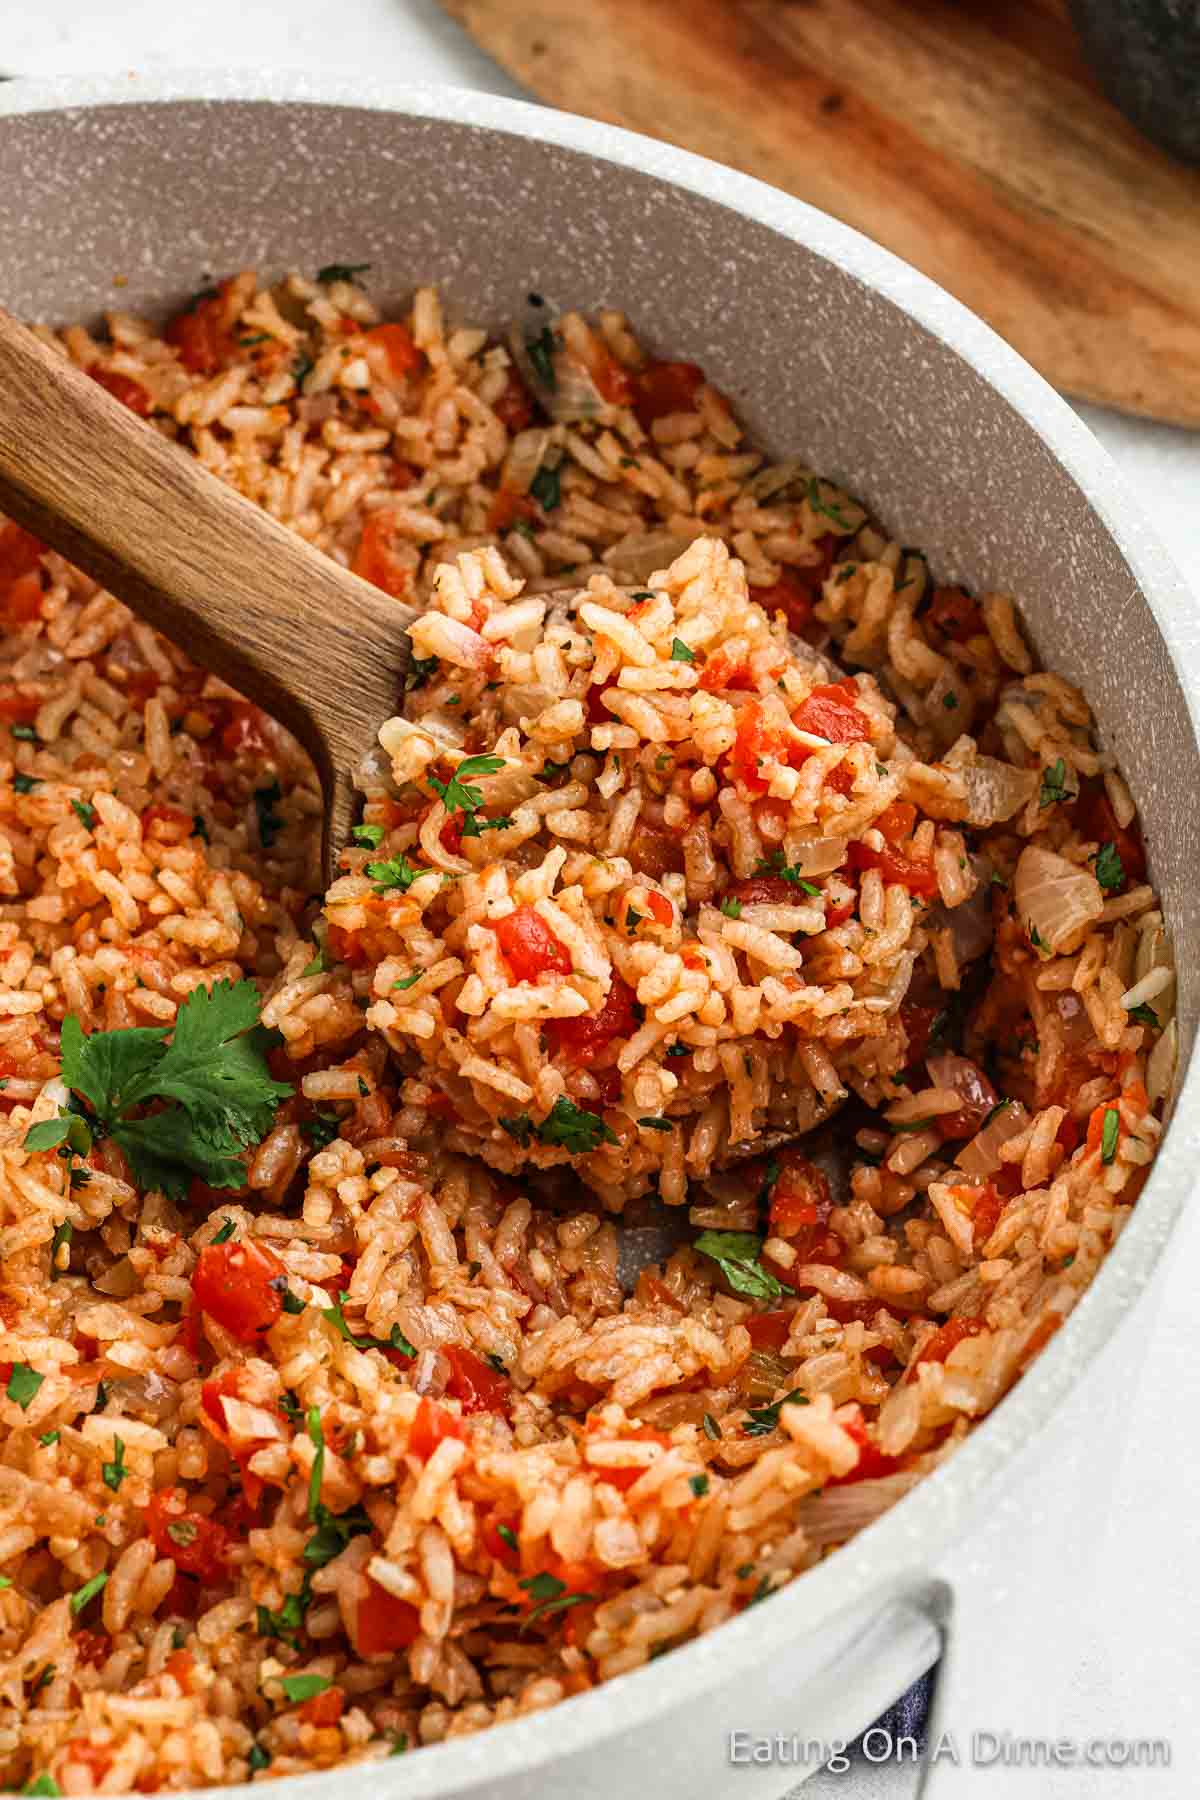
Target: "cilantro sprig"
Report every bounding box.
[694,1230,784,1302]
[500,1097,617,1156]
[742,1388,809,1437]
[22,980,292,1201]
[752,849,821,894]
[428,754,505,828]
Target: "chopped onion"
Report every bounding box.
[412,1348,450,1399]
[605,531,697,584]
[741,1347,791,1401]
[923,868,993,967]
[509,318,605,423]
[960,756,1038,827]
[955,1098,1031,1177]
[501,426,554,496]
[221,1398,287,1442]
[783,835,848,878]
[1014,845,1104,955]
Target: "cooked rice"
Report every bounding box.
[0,270,1175,1791]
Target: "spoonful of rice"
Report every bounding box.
[0,307,417,882]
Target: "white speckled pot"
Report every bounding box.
[1,71,1196,1800]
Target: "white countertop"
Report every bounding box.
[7,5,1199,1795]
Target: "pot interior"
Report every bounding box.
[1,94,1195,1067]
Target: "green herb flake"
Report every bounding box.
[247,1744,271,1773]
[21,1777,61,1796]
[6,1364,44,1411]
[530,463,561,512]
[1128,1002,1159,1029]
[301,1112,340,1151]
[192,812,210,843]
[389,1734,409,1757]
[405,653,440,693]
[669,638,695,664]
[1094,841,1125,892]
[497,1523,518,1551]
[535,1096,618,1155]
[10,724,38,742]
[688,1473,710,1499]
[637,1116,673,1132]
[525,325,558,392]
[719,897,742,919]
[69,1571,108,1616]
[1100,1107,1120,1165]
[366,853,421,893]
[71,798,98,831]
[942,693,958,711]
[392,970,423,991]
[805,476,855,531]
[281,1672,331,1704]
[352,823,385,849]
[316,262,371,285]
[282,1289,306,1315]
[1039,757,1069,809]
[301,947,330,977]
[38,1430,59,1447]
[428,754,505,826]
[102,1435,128,1493]
[49,1218,73,1275]
[518,1569,594,1630]
[743,1388,809,1437]
[693,1230,784,1302]
[12,773,40,795]
[499,1112,533,1148]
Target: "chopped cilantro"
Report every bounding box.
[1128,1002,1159,1029]
[101,1435,128,1493]
[304,1502,372,1570]
[50,1218,73,1274]
[670,638,695,663]
[211,1217,237,1245]
[12,773,39,794]
[292,353,314,387]
[428,754,505,825]
[702,1412,722,1441]
[71,798,97,831]
[535,1097,617,1154]
[301,1112,341,1150]
[499,1112,533,1147]
[805,476,854,531]
[518,1570,594,1629]
[743,1388,808,1437]
[352,823,385,849]
[719,897,742,919]
[282,1289,306,1315]
[281,1672,331,1704]
[688,1473,710,1498]
[637,1117,673,1132]
[693,1230,784,1302]
[752,849,821,893]
[525,325,558,391]
[942,693,958,711]
[404,653,440,693]
[320,1291,415,1359]
[366,853,420,893]
[69,1571,108,1616]
[530,463,561,511]
[389,1734,408,1756]
[1094,841,1125,892]
[38,1430,59,1447]
[392,971,423,991]
[6,1364,43,1411]
[247,1744,271,1772]
[305,1407,325,1522]
[192,813,209,843]
[10,724,38,742]
[1100,1108,1120,1165]
[497,1523,519,1551]
[301,947,330,977]
[21,1777,61,1796]
[1038,758,1069,809]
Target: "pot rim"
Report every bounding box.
[2,67,1198,1794]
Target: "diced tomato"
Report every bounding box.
[3,572,44,627]
[200,1367,281,1508]
[1056,1113,1081,1155]
[767,1153,833,1251]
[847,839,939,898]
[74,1629,110,1668]
[826,1414,902,1486]
[632,360,705,431]
[823,887,856,929]
[642,890,674,928]
[729,701,790,794]
[165,280,238,376]
[219,701,270,757]
[490,369,535,432]
[1072,779,1146,887]
[366,321,423,378]
[0,521,45,586]
[165,1647,195,1692]
[354,1576,421,1656]
[971,1183,1005,1249]
[909,1315,988,1379]
[755,543,835,637]
[192,1239,286,1344]
[487,486,540,534]
[144,1488,230,1580]
[592,1065,623,1108]
[0,689,40,723]
[925,585,983,643]
[442,1345,511,1416]
[62,1742,114,1782]
[545,974,637,1066]
[899,1000,939,1067]
[490,905,571,982]
[90,367,152,415]
[588,1423,669,1490]
[482,1513,521,1571]
[825,762,855,797]
[141,803,195,839]
[408,1399,468,1461]
[746,1310,792,1351]
[792,681,871,745]
[875,800,917,844]
[697,646,757,693]
[299,1685,345,1727]
[351,511,411,599]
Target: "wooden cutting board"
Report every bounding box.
[440,0,1200,427]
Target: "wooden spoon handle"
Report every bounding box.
[0,308,415,865]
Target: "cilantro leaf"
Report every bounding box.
[303,1503,372,1570]
[428,755,505,823]
[281,1672,331,1704]
[316,262,370,285]
[742,1387,809,1437]
[693,1230,784,1301]
[719,897,742,919]
[253,782,283,849]
[71,798,97,831]
[669,639,695,663]
[518,1569,594,1630]
[301,947,330,977]
[70,1571,108,1616]
[101,1435,128,1492]
[752,849,821,893]
[499,1112,533,1147]
[525,326,558,391]
[702,1412,722,1441]
[1039,758,1070,809]
[529,463,561,511]
[404,653,439,693]
[352,824,384,849]
[1128,1002,1159,1029]
[535,1097,617,1154]
[1094,841,1125,892]
[805,476,855,530]
[366,854,420,893]
[6,1363,43,1410]
[1100,1107,1120,1165]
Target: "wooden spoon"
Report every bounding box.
[0,307,416,879]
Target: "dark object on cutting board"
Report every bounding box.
[1070,0,1200,163]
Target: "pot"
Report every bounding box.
[1,71,1196,1800]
